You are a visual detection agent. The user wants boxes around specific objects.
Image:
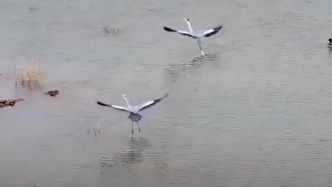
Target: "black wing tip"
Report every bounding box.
[163,26,176,32]
[137,93,169,112]
[158,93,169,101]
[204,25,223,37]
[215,25,223,31]
[96,101,110,107]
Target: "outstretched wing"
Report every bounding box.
[138,93,169,112]
[96,101,130,113]
[163,27,197,39]
[203,25,222,37]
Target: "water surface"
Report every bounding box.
[1,0,332,186]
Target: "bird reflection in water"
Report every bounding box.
[120,138,149,165]
[99,138,149,172]
[164,54,220,82]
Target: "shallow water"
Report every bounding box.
[1,0,332,186]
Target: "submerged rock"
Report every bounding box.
[0,98,24,108]
[44,90,59,97]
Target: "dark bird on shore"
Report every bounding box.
[0,98,24,108]
[44,90,59,97]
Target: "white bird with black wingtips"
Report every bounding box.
[96,93,168,138]
[163,18,222,56]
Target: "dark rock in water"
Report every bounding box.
[0,98,24,108]
[30,6,37,11]
[44,90,59,97]
[102,26,120,36]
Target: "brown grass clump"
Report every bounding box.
[15,60,43,90]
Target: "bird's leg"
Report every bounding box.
[200,50,205,56]
[136,122,143,138]
[130,120,134,138]
[197,39,205,56]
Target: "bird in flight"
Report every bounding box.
[96,93,168,138]
[163,18,222,56]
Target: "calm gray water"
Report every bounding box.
[1,0,332,186]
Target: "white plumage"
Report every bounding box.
[96,93,168,138]
[164,18,223,56]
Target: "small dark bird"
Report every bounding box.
[103,27,110,35]
[0,98,24,108]
[44,90,59,97]
[328,38,332,47]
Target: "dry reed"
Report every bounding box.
[15,60,43,90]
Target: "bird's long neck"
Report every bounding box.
[123,97,131,107]
[186,21,193,33]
